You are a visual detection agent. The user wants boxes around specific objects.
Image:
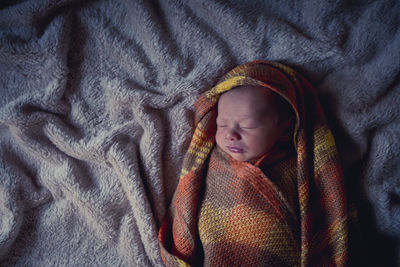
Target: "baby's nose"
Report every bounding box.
[226,129,241,141]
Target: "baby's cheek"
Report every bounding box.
[245,136,261,149]
[215,130,223,147]
[244,130,265,141]
[247,133,271,151]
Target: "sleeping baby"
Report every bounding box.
[159,60,348,267]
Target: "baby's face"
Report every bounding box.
[215,86,288,162]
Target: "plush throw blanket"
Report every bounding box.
[1,1,399,266]
[159,61,348,266]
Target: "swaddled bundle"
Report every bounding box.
[159,60,348,266]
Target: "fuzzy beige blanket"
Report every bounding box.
[1,0,399,266]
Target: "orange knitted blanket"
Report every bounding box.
[159,60,348,266]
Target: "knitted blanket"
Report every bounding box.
[159,61,348,266]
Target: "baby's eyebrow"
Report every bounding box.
[237,115,254,119]
[237,115,261,121]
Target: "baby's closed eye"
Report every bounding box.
[240,120,260,129]
[240,125,259,129]
[216,118,227,127]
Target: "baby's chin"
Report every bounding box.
[217,144,260,162]
[224,149,254,162]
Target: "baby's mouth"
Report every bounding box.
[227,146,244,153]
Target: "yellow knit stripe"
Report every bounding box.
[205,76,245,99]
[188,143,213,154]
[193,123,208,138]
[176,258,190,267]
[313,125,337,172]
[271,62,298,82]
[198,201,229,244]
[180,165,198,177]
[188,142,213,161]
[180,168,189,177]
[187,126,213,159]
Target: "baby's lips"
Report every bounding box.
[227,146,244,153]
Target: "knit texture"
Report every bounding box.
[158,60,348,266]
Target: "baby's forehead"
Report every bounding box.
[217,85,293,124]
[218,86,277,110]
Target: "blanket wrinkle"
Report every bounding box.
[106,138,163,264]
[1,0,399,266]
